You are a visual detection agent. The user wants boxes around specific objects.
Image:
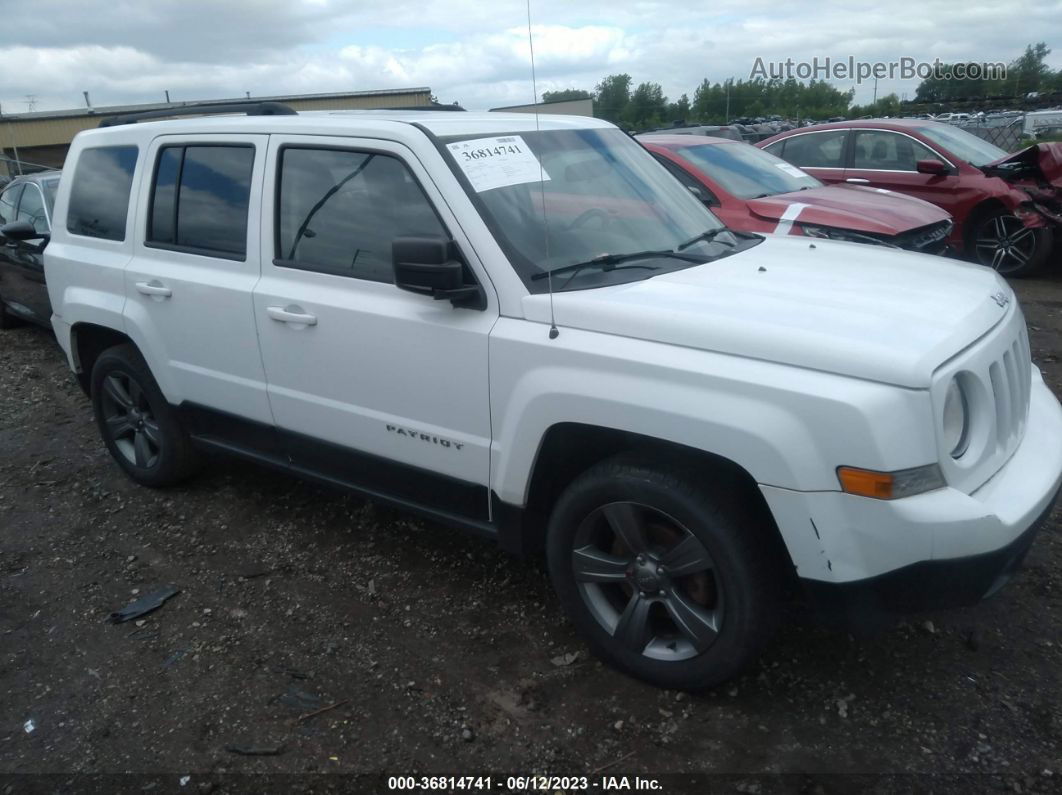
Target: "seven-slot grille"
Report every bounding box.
[987,328,1032,449]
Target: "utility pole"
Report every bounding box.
[873,77,878,104]
[725,80,730,123]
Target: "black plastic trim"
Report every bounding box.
[179,402,493,527]
[99,101,296,127]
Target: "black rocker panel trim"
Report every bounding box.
[179,402,493,527]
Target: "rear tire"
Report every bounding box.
[90,344,199,487]
[967,209,1053,277]
[546,454,782,689]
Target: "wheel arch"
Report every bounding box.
[70,322,135,395]
[504,422,796,587]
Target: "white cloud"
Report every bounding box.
[0,0,1060,113]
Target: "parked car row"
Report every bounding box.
[0,170,60,328]
[759,119,1062,276]
[2,106,1061,691]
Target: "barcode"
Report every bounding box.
[497,137,516,143]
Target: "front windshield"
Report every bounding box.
[441,128,753,292]
[674,142,821,198]
[915,125,1008,167]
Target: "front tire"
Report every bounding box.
[546,455,782,689]
[90,344,199,487]
[968,210,1053,277]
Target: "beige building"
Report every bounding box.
[0,87,434,176]
[490,97,595,117]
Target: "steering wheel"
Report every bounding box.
[566,208,612,232]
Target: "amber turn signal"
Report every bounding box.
[837,464,946,500]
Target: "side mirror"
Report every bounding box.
[916,159,949,175]
[392,236,484,309]
[1,220,47,242]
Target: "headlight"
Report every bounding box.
[942,377,970,458]
[800,225,891,247]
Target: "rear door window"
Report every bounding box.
[67,146,139,241]
[147,144,255,259]
[777,130,847,169]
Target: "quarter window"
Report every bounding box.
[67,146,138,241]
[147,144,255,258]
[0,184,22,225]
[852,131,937,171]
[777,130,847,169]
[17,185,48,234]
[275,148,447,283]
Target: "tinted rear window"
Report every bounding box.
[67,146,138,240]
[147,144,254,258]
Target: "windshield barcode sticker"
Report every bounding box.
[446,135,550,193]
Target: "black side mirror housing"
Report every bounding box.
[1,220,47,243]
[392,236,484,309]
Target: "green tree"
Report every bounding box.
[541,88,592,103]
[667,93,691,123]
[593,73,632,124]
[625,82,667,128]
[1011,42,1052,95]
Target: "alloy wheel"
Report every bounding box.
[974,214,1038,274]
[99,372,162,469]
[571,501,724,662]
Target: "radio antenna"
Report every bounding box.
[526,0,558,339]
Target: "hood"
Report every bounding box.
[745,185,951,236]
[982,142,1062,186]
[522,236,1012,388]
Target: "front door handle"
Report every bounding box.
[266,305,317,326]
[845,178,870,184]
[135,280,172,299]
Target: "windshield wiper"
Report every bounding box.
[676,228,735,251]
[530,249,704,282]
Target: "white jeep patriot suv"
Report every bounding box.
[31,102,1062,688]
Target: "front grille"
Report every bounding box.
[895,220,952,254]
[934,305,1032,495]
[987,330,1032,448]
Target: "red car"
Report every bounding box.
[758,120,1062,276]
[638,134,953,256]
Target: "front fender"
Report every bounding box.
[488,319,937,505]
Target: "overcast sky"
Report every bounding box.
[0,0,1060,115]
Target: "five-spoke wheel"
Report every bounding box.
[90,344,199,486]
[548,455,781,689]
[572,502,723,661]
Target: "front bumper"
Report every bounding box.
[761,371,1062,624]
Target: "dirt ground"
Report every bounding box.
[2,264,1062,795]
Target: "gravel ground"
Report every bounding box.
[1,265,1061,794]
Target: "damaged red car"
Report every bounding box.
[759,120,1061,276]
[639,134,953,255]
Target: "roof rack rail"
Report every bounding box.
[379,104,466,112]
[99,101,297,128]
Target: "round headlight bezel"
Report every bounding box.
[943,377,970,459]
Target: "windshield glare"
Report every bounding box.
[675,142,821,198]
[915,125,1008,167]
[442,128,733,291]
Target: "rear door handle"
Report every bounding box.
[845,178,870,184]
[266,305,317,326]
[135,280,172,298]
